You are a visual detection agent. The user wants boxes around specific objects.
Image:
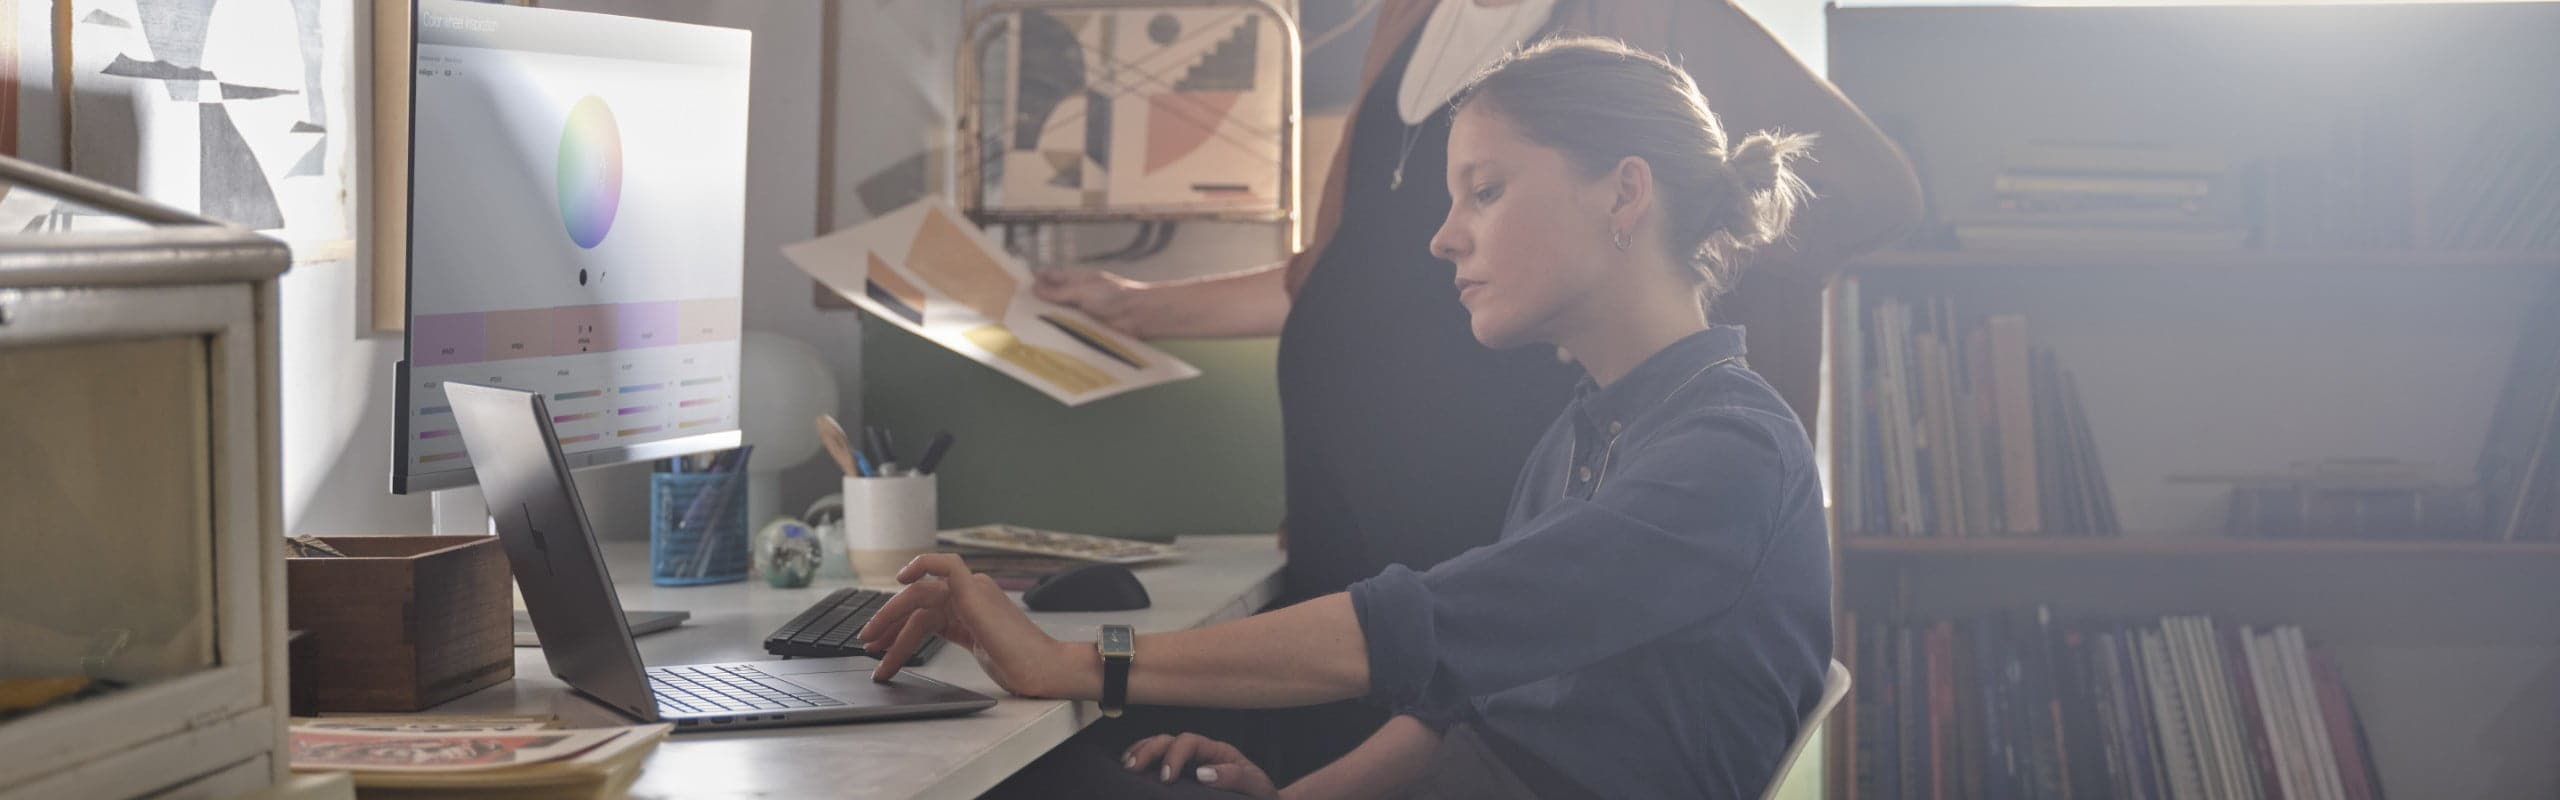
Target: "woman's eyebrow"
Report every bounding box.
[1450,159,1492,186]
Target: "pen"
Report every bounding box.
[864,425,900,475]
[852,448,877,478]
[875,426,901,467]
[915,432,955,475]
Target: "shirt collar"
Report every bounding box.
[1573,325,1750,433]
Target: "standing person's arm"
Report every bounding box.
[1034,259,1293,340]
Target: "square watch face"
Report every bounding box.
[1100,626,1135,656]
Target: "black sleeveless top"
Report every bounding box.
[1274,24,1580,603]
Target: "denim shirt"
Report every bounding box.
[1350,326,1834,798]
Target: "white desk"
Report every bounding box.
[437,534,1283,799]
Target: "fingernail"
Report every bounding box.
[1160,765,1172,783]
[1123,755,1135,770]
[1196,767,1219,783]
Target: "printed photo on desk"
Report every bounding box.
[785,197,1199,405]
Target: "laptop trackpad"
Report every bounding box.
[759,657,873,677]
[762,659,989,703]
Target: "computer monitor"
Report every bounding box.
[393,0,752,494]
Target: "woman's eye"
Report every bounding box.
[1473,184,1502,205]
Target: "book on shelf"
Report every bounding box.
[1846,290,2119,538]
[2003,141,2232,177]
[1852,612,2385,800]
[1944,141,2251,253]
[2172,458,2480,541]
[1996,173,2217,198]
[1953,224,2252,253]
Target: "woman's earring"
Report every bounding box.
[1612,229,1632,251]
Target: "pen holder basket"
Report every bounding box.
[844,473,939,582]
[651,472,750,585]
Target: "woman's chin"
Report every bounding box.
[1469,315,1530,350]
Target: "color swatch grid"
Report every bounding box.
[407,340,735,468]
[409,298,741,367]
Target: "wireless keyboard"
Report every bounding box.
[764,587,946,665]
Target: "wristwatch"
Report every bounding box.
[1097,625,1134,717]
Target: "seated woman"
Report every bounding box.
[859,36,1833,800]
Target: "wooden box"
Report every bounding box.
[285,536,513,711]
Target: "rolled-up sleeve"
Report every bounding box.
[1349,411,1798,718]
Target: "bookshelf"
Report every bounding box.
[1822,4,2560,799]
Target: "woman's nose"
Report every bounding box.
[1429,220,1466,262]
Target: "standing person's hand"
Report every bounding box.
[854,554,1089,697]
[1124,733,1281,799]
[1035,268,1162,337]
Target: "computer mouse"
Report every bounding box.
[1021,563,1152,612]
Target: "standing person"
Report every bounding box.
[1038,0,1918,607]
[1032,0,1917,783]
[873,36,1836,798]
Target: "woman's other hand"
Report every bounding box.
[1035,268,1162,338]
[1124,732,1281,799]
[853,554,1090,697]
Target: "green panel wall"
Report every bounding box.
[859,317,1284,542]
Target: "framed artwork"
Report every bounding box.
[958,0,1298,231]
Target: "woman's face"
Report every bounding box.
[1430,104,1618,350]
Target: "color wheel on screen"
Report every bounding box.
[558,96,622,249]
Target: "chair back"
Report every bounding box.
[1758,659,1852,800]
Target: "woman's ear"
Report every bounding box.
[1609,156,1656,242]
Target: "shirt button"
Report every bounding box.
[1609,421,1624,436]
[1577,466,1593,482]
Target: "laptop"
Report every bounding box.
[442,382,997,731]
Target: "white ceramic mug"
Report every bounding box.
[842,473,938,582]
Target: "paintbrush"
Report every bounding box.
[815,414,863,476]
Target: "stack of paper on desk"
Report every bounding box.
[288,716,670,800]
[784,198,1200,406]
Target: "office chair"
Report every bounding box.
[1758,659,1852,800]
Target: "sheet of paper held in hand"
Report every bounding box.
[784,198,1200,406]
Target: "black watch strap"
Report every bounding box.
[1099,624,1134,717]
[1101,653,1130,716]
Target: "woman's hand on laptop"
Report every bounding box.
[854,554,1094,699]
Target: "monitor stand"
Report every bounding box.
[432,485,686,642]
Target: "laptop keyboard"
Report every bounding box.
[647,664,848,715]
